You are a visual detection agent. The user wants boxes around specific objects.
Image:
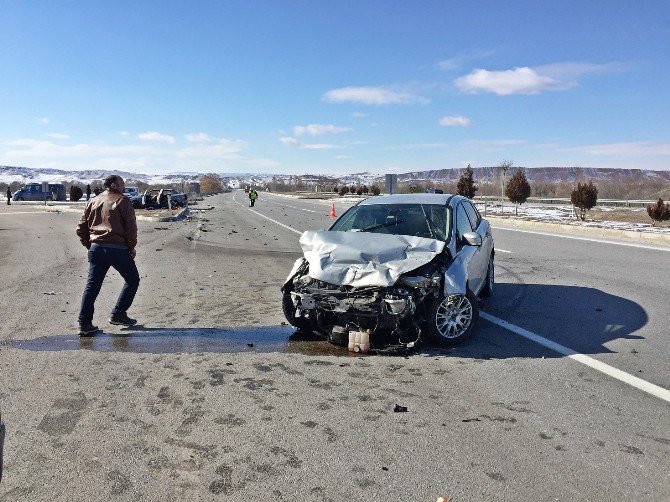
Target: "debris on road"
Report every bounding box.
[393,404,408,413]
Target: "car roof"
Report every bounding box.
[358,193,456,206]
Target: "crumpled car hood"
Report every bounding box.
[299,230,445,287]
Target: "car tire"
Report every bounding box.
[424,289,479,345]
[282,289,313,333]
[480,254,494,298]
[17,197,24,201]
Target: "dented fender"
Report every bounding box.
[443,254,467,295]
[282,257,306,291]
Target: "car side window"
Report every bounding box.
[463,201,480,230]
[456,203,473,245]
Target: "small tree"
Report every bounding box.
[356,186,363,196]
[647,198,670,226]
[505,170,531,215]
[456,164,478,199]
[361,185,369,194]
[333,186,338,194]
[349,185,357,194]
[370,184,381,196]
[571,181,598,221]
[69,185,83,202]
[338,186,348,197]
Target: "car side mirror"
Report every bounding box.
[462,232,482,246]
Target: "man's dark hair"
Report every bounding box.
[103,175,122,188]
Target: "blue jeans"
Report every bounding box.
[78,245,140,325]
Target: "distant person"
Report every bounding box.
[76,175,140,336]
[6,187,11,205]
[51,187,58,201]
[94,187,101,196]
[86,184,91,201]
[249,189,258,207]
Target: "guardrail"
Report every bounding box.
[474,196,656,208]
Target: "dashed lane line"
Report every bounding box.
[237,192,668,403]
[233,192,302,235]
[480,312,670,404]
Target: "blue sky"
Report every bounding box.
[1,0,669,175]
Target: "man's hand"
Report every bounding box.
[130,248,136,260]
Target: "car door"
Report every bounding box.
[455,201,483,293]
[463,201,492,294]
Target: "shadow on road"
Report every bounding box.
[7,283,647,359]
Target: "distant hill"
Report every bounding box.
[2,165,669,186]
[397,167,670,184]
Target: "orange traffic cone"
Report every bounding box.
[329,202,337,218]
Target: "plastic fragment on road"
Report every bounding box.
[393,404,408,413]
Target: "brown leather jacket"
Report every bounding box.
[76,190,137,250]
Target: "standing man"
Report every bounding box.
[86,184,91,201]
[6,187,10,205]
[249,189,258,207]
[76,175,140,336]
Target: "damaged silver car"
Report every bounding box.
[282,194,494,352]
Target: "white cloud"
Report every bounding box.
[0,135,262,173]
[279,137,300,146]
[138,131,175,144]
[118,131,130,138]
[37,117,50,124]
[455,61,624,96]
[301,143,335,150]
[569,141,670,157]
[353,112,368,118]
[455,67,567,95]
[185,132,213,143]
[439,115,472,127]
[292,124,352,136]
[278,136,335,150]
[46,133,70,140]
[323,86,429,105]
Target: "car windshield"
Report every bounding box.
[330,203,451,241]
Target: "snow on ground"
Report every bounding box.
[476,202,670,235]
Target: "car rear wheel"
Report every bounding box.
[282,289,313,333]
[480,254,494,297]
[17,197,24,201]
[424,289,478,345]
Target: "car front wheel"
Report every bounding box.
[424,289,479,345]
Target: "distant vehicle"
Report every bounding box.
[140,188,188,209]
[425,188,444,194]
[12,183,66,201]
[123,186,142,205]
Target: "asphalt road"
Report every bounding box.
[0,192,668,501]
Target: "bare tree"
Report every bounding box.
[498,159,513,212]
[199,173,223,194]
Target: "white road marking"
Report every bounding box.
[496,248,512,254]
[235,192,668,402]
[233,193,303,235]
[480,312,670,403]
[494,226,670,252]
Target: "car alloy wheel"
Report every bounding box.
[435,294,473,339]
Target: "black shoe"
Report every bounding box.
[109,312,137,326]
[78,324,99,336]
